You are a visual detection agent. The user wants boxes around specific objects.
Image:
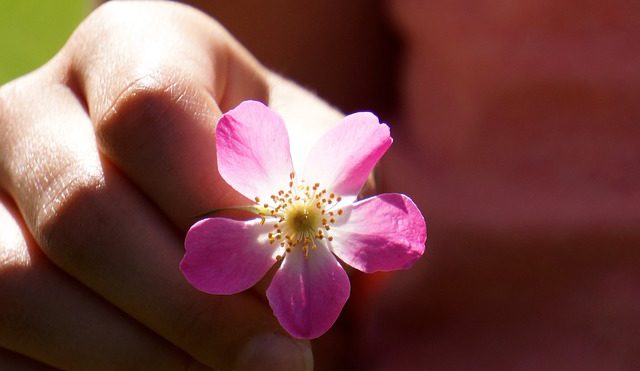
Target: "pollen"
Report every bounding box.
[257,172,344,257]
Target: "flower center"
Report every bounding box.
[254,172,344,258]
[286,204,320,235]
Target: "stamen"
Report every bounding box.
[259,177,344,257]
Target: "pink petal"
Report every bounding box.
[216,100,294,200]
[302,112,391,197]
[181,217,282,295]
[266,245,350,339]
[330,193,426,273]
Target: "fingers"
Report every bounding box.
[70,1,269,230]
[0,71,311,369]
[0,192,195,370]
[65,1,343,231]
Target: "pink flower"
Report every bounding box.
[180,100,426,339]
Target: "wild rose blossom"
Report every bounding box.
[181,100,426,339]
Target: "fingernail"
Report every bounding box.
[235,333,313,371]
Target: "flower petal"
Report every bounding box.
[216,100,294,200]
[266,245,350,339]
[302,112,391,197]
[330,193,426,273]
[181,217,282,295]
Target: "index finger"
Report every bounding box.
[70,1,264,231]
[71,1,343,231]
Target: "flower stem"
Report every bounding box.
[194,205,261,220]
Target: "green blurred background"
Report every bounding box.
[0,0,89,85]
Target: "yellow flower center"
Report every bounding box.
[286,203,320,235]
[254,172,344,258]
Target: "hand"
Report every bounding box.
[0,2,341,369]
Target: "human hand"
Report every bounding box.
[0,2,342,369]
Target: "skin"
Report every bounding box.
[0,2,343,369]
[2,0,639,369]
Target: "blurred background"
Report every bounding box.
[0,0,88,85]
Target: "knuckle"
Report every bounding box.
[34,166,108,271]
[95,72,209,155]
[99,72,179,126]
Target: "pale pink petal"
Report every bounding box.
[216,100,294,200]
[302,112,391,197]
[181,217,282,295]
[330,193,426,273]
[266,245,350,339]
